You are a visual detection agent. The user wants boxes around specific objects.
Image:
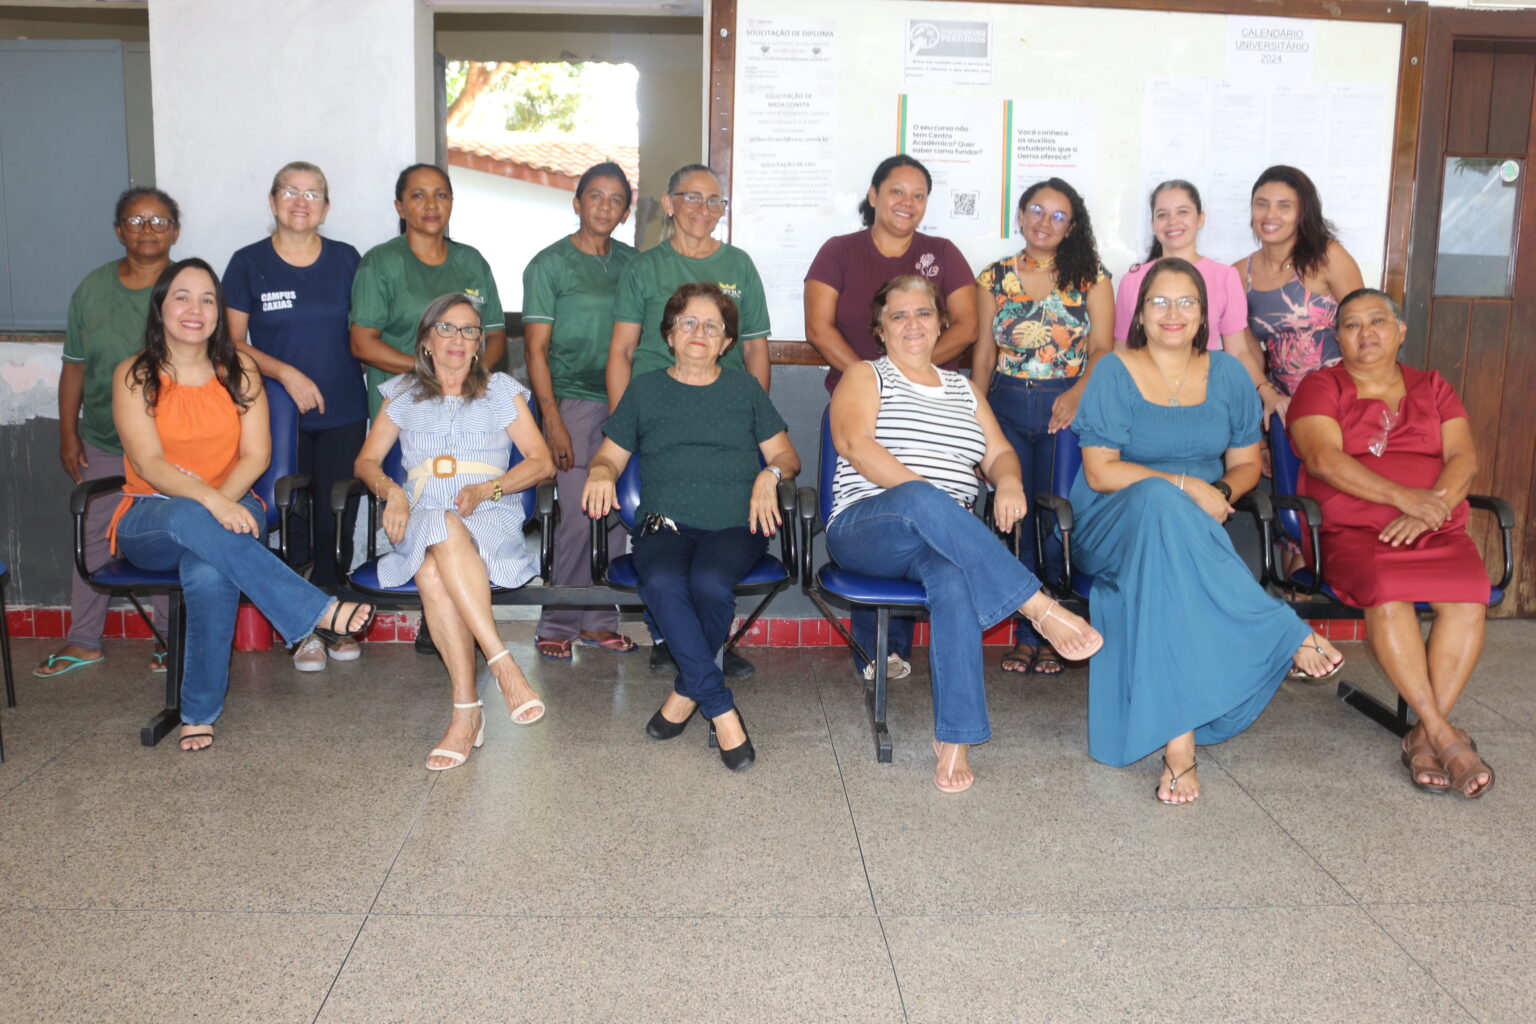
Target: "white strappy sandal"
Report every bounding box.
[487,649,546,725]
[425,699,484,771]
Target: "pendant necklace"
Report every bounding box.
[577,235,612,274]
[1154,350,1196,406]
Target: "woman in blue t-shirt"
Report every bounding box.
[224,161,366,671]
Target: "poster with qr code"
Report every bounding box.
[898,93,1000,238]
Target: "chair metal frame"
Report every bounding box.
[1266,418,1513,737]
[68,378,312,746]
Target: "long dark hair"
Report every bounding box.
[859,155,932,227]
[1144,179,1202,263]
[128,258,252,412]
[1251,165,1337,280]
[576,160,633,210]
[1018,178,1100,293]
[395,163,452,235]
[1125,257,1211,354]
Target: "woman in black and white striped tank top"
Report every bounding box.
[826,275,1103,794]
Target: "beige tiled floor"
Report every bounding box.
[0,623,1531,1023]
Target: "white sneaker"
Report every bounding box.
[292,634,327,672]
[862,653,911,681]
[326,636,362,662]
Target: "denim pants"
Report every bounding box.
[115,495,332,725]
[988,372,1070,648]
[826,481,1043,744]
[632,524,767,719]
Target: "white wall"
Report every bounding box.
[146,0,436,272]
[449,168,581,312]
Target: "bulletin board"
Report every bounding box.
[708,0,1427,347]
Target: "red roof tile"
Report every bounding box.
[447,131,639,192]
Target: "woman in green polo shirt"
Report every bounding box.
[606,163,772,408]
[350,163,506,653]
[37,188,176,679]
[350,164,507,416]
[524,162,641,660]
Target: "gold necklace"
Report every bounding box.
[1152,349,1196,406]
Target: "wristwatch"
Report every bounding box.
[490,480,503,502]
[764,465,783,482]
[1211,480,1233,501]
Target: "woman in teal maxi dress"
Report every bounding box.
[1069,258,1344,803]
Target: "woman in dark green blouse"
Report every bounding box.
[582,283,799,773]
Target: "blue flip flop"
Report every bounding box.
[152,650,168,673]
[33,653,104,678]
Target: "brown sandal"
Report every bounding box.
[1436,738,1495,799]
[1400,729,1450,793]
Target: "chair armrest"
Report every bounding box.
[590,510,620,583]
[1467,494,1515,592]
[1031,492,1076,596]
[70,475,125,517]
[72,476,126,580]
[536,481,557,581]
[1268,494,1323,594]
[331,478,376,568]
[796,486,819,589]
[776,478,798,582]
[1234,489,1275,586]
[274,474,311,511]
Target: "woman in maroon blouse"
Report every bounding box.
[1288,288,1493,799]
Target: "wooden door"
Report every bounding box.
[1405,11,1536,617]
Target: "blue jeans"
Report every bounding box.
[826,481,1044,744]
[115,495,332,725]
[988,372,1070,648]
[632,524,767,719]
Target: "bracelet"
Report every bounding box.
[490,479,503,502]
[1176,473,1186,491]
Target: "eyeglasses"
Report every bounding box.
[674,316,725,338]
[671,191,729,211]
[277,187,325,202]
[885,307,938,324]
[432,322,483,341]
[1367,407,1401,458]
[1144,296,1201,312]
[1025,204,1070,226]
[120,215,175,233]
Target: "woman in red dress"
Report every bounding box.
[1288,288,1493,798]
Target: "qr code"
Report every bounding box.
[952,191,979,219]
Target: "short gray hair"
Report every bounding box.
[1337,287,1402,322]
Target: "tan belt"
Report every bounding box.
[405,455,503,504]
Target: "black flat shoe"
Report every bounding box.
[648,642,675,672]
[645,704,696,741]
[709,713,755,772]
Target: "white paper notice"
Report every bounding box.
[903,18,992,88]
[1226,16,1315,83]
[732,17,840,338]
[900,94,1001,238]
[1005,101,1097,242]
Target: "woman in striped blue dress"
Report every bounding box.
[827,275,1103,793]
[354,293,555,770]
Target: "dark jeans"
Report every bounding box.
[115,495,332,724]
[988,372,1070,648]
[632,524,767,719]
[291,419,367,587]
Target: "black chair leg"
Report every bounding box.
[140,592,184,747]
[724,583,786,652]
[1,584,15,709]
[1337,679,1413,738]
[866,608,892,763]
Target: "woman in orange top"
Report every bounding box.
[110,258,374,751]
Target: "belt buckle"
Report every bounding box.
[431,455,457,478]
